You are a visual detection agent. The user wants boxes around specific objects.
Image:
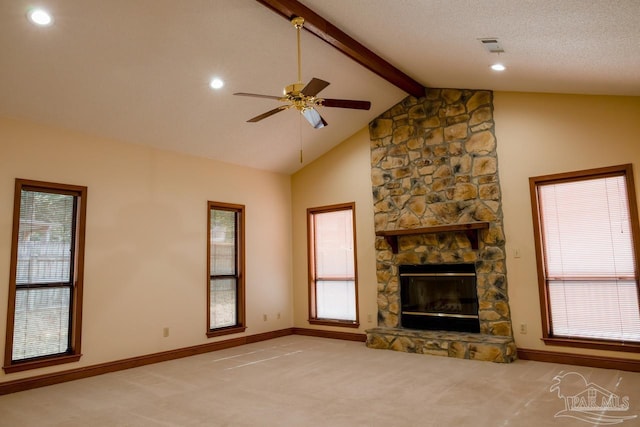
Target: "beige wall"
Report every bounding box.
[0,117,293,383]
[495,92,640,360]
[291,127,378,333]
[291,92,640,361]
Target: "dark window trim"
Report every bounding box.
[307,202,360,328]
[529,164,640,352]
[3,179,87,373]
[206,201,246,338]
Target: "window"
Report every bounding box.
[4,179,87,373]
[207,202,245,337]
[307,203,359,327]
[530,164,640,351]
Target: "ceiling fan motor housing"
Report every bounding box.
[285,83,306,96]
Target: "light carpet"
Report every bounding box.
[1,335,639,426]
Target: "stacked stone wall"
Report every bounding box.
[367,88,515,362]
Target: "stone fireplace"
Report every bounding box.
[365,88,516,363]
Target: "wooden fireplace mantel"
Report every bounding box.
[375,222,490,253]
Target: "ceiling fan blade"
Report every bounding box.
[301,78,330,97]
[302,108,327,129]
[247,106,289,122]
[321,98,371,110]
[234,92,282,100]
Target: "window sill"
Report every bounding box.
[309,319,360,329]
[542,336,640,353]
[3,353,82,374]
[207,325,247,338]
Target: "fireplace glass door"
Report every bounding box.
[400,264,480,333]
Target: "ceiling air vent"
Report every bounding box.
[479,38,504,53]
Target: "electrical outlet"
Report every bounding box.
[367,314,373,323]
[277,312,281,320]
[514,248,521,258]
[263,314,268,321]
[163,327,170,338]
[519,323,527,334]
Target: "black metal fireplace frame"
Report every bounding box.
[399,263,480,333]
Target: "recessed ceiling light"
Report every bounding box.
[209,78,224,90]
[491,63,506,71]
[27,8,53,26]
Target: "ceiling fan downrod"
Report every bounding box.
[291,16,304,85]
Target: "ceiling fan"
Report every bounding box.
[234,16,371,129]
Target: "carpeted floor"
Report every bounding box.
[0,335,638,426]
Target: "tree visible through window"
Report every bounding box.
[207,202,245,337]
[530,164,640,351]
[4,179,86,373]
[307,203,359,327]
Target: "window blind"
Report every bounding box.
[315,210,355,279]
[313,209,356,321]
[538,175,640,342]
[13,189,75,360]
[208,206,240,330]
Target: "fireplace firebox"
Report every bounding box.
[400,264,480,333]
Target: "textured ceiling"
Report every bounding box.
[1,0,638,174]
[302,0,640,96]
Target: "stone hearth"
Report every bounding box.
[366,88,516,363]
[367,328,515,363]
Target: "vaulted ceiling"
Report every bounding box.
[1,0,638,174]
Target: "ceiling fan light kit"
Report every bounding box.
[234,16,371,129]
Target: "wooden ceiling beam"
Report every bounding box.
[255,0,425,98]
